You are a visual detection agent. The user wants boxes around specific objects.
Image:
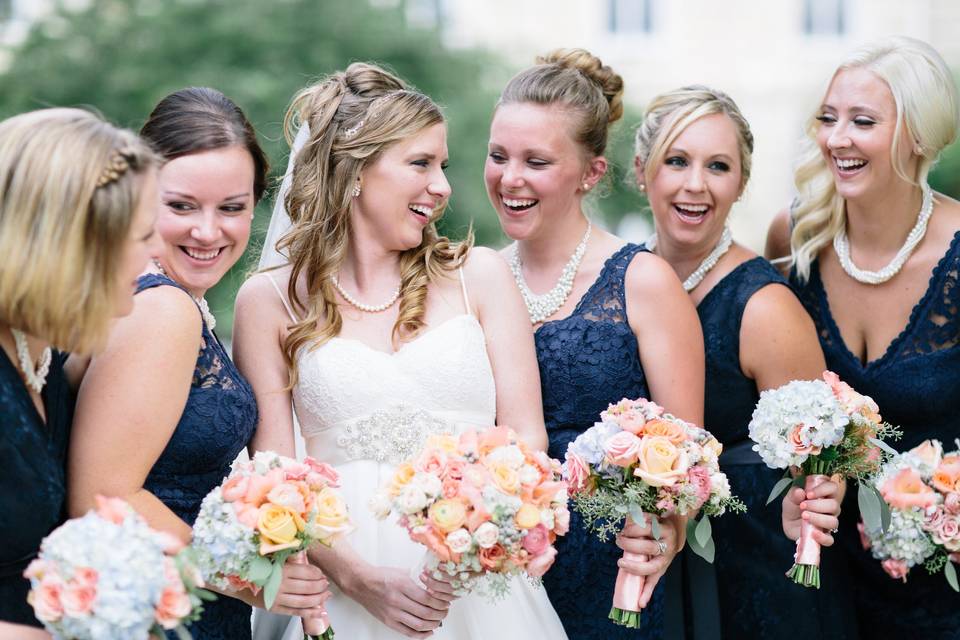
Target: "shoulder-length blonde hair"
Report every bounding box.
[0,108,157,353]
[277,62,471,386]
[791,36,960,282]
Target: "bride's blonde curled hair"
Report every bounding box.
[278,62,470,385]
[790,36,959,282]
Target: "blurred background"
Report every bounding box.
[1,0,958,336]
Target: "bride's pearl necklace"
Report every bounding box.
[331,275,401,313]
[647,225,733,292]
[833,182,934,285]
[153,261,216,331]
[12,328,51,394]
[510,221,591,325]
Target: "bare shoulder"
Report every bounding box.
[236,267,296,320]
[624,249,684,297]
[741,280,817,349]
[765,207,793,262]
[463,246,513,289]
[133,283,201,338]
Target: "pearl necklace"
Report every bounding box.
[647,225,733,292]
[331,276,401,313]
[153,261,217,331]
[11,328,52,394]
[833,182,934,285]
[510,221,591,324]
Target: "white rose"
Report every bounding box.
[487,445,525,469]
[519,465,541,486]
[539,508,555,530]
[446,528,473,554]
[368,492,392,520]
[710,473,731,500]
[413,472,443,498]
[474,522,500,549]
[398,484,429,514]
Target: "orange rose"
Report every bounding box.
[478,543,507,570]
[933,457,960,494]
[642,419,687,444]
[881,468,938,510]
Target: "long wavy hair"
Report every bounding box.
[277,62,471,386]
[790,36,959,282]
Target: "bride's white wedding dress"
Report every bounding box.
[252,270,568,640]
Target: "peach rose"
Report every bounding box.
[490,463,520,495]
[515,503,541,529]
[389,463,416,497]
[257,504,303,554]
[415,448,448,476]
[442,459,466,482]
[267,482,308,515]
[881,468,938,510]
[642,419,687,445]
[411,525,454,562]
[94,495,131,525]
[564,452,591,494]
[425,434,460,455]
[789,425,822,456]
[311,486,352,541]
[428,499,468,533]
[604,431,642,467]
[62,581,97,617]
[634,436,688,487]
[234,501,261,529]
[155,585,192,629]
[245,469,285,506]
[479,427,512,456]
[305,457,341,489]
[222,474,250,502]
[532,481,567,507]
[441,477,460,499]
[932,457,960,494]
[458,429,479,457]
[526,545,558,578]
[910,440,943,470]
[823,371,881,423]
[478,543,507,571]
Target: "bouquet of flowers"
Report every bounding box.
[191,451,351,640]
[748,371,900,588]
[858,439,960,591]
[370,427,569,599]
[564,397,744,629]
[24,495,209,640]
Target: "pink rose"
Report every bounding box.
[946,493,960,515]
[222,475,250,502]
[282,461,311,481]
[155,585,192,629]
[881,558,909,581]
[789,425,822,457]
[442,459,466,482]
[267,483,308,514]
[244,468,284,506]
[924,506,946,532]
[457,430,479,458]
[822,371,881,422]
[526,545,558,578]
[605,431,643,467]
[857,521,872,550]
[522,524,551,556]
[62,581,97,617]
[686,465,712,509]
[30,575,64,622]
[564,452,591,494]
[414,448,447,476]
[233,501,261,529]
[441,477,460,499]
[553,506,570,536]
[305,457,341,488]
[94,495,131,525]
[72,567,99,588]
[937,516,960,545]
[881,468,938,510]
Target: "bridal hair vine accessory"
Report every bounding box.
[12,328,52,394]
[833,182,934,285]
[342,120,364,139]
[510,221,591,324]
[96,148,131,188]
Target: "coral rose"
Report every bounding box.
[564,452,591,494]
[155,585,192,629]
[478,544,507,570]
[932,457,960,494]
[643,419,687,444]
[789,425,822,456]
[881,468,938,510]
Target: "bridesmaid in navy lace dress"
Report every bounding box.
[486,49,705,639]
[0,108,159,637]
[635,86,855,639]
[67,89,329,640]
[767,37,960,639]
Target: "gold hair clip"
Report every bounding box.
[96,149,131,188]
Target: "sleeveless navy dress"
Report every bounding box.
[137,274,258,640]
[791,233,960,639]
[0,348,70,627]
[537,243,665,639]
[669,257,857,639]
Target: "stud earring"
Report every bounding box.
[638,183,646,192]
[914,144,924,156]
[353,182,361,197]
[582,182,590,191]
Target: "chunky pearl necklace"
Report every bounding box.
[12,328,52,394]
[510,221,591,324]
[647,225,733,292]
[153,261,217,331]
[833,182,934,285]
[331,276,401,313]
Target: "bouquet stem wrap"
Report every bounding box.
[294,551,333,640]
[787,474,828,588]
[610,551,647,628]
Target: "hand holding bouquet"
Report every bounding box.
[191,451,351,640]
[859,439,960,591]
[370,427,569,599]
[564,397,743,629]
[749,371,900,588]
[24,495,209,640]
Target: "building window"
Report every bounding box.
[608,0,654,34]
[803,0,844,35]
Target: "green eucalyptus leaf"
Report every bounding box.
[263,561,284,610]
[628,504,647,528]
[868,437,899,456]
[766,477,794,505]
[858,482,882,533]
[945,559,959,592]
[249,555,273,585]
[651,516,662,541]
[694,515,712,548]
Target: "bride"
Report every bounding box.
[233,63,569,639]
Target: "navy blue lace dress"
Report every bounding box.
[137,274,258,640]
[0,348,70,627]
[537,243,665,639]
[791,233,960,639]
[668,257,857,639]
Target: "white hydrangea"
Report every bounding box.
[191,486,259,589]
[864,507,937,568]
[412,472,442,498]
[748,380,849,469]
